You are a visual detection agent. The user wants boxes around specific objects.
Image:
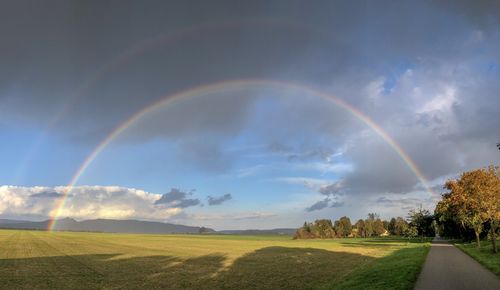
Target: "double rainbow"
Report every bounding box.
[48,79,432,230]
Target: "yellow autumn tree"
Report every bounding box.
[442,166,500,252]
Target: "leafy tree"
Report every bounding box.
[382,220,389,232]
[365,213,378,237]
[444,179,484,247]
[388,218,397,235]
[334,216,352,238]
[294,220,336,239]
[373,218,386,236]
[354,219,366,238]
[479,166,500,253]
[408,207,435,241]
[303,221,311,232]
[294,222,314,239]
[439,166,499,251]
[404,225,418,242]
[435,191,470,239]
[314,219,336,239]
[394,217,409,236]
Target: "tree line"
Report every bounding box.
[294,209,434,241]
[294,164,499,253]
[435,165,499,253]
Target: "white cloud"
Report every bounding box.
[418,85,457,113]
[0,185,183,221]
[0,186,25,212]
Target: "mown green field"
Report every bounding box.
[0,230,430,289]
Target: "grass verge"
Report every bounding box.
[454,239,500,276]
[332,239,430,290]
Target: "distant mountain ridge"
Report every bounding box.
[0,219,30,224]
[0,218,296,235]
[0,218,215,234]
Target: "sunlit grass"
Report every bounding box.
[0,230,430,289]
[454,239,500,276]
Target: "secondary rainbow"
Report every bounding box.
[48,79,433,230]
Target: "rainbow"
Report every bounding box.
[48,79,432,230]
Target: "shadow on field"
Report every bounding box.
[0,243,431,289]
[0,247,380,289]
[0,253,225,289]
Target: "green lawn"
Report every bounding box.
[454,239,500,276]
[0,230,430,289]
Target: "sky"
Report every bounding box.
[1,1,499,230]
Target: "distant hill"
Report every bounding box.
[219,228,296,235]
[0,218,297,235]
[0,219,30,224]
[0,218,215,234]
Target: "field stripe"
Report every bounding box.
[31,232,105,277]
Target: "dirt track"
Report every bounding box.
[414,238,500,290]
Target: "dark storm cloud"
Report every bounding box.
[318,182,343,196]
[330,201,344,208]
[305,198,330,212]
[0,0,359,172]
[375,196,434,211]
[338,124,461,195]
[155,188,200,208]
[437,0,500,28]
[0,0,346,134]
[207,193,232,206]
[3,0,469,135]
[1,0,500,199]
[306,184,344,211]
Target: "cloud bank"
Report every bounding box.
[0,186,187,221]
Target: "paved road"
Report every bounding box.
[414,238,500,290]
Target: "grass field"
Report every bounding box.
[454,239,500,276]
[0,230,430,289]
